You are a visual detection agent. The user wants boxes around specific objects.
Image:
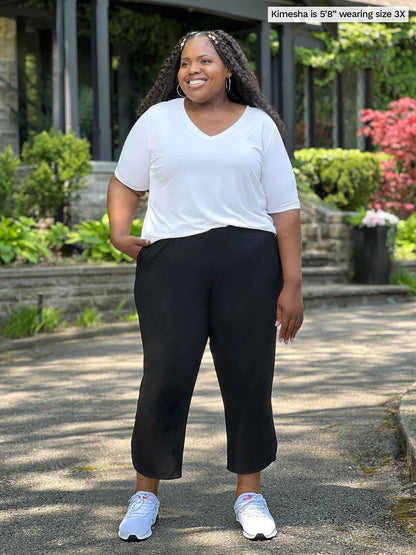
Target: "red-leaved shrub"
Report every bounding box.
[357,97,416,218]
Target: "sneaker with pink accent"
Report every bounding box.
[234,492,277,540]
[118,491,160,541]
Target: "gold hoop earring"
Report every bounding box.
[226,76,231,92]
[177,83,186,98]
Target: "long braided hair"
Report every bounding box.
[136,29,285,138]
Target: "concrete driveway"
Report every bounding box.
[1,302,416,554]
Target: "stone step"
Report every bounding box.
[302,284,410,309]
[302,251,335,267]
[301,222,321,241]
[302,265,350,284]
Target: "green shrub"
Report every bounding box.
[66,213,143,262]
[293,148,391,211]
[390,267,416,295]
[13,129,91,224]
[75,307,101,328]
[0,146,20,217]
[0,216,51,264]
[292,156,320,198]
[2,305,65,339]
[394,214,416,260]
[43,221,70,251]
[113,299,138,321]
[120,309,138,322]
[2,307,40,338]
[40,307,66,332]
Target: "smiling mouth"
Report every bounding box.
[186,79,207,87]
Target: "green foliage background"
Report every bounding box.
[295,17,416,110]
[0,147,20,217]
[67,213,143,262]
[395,214,416,260]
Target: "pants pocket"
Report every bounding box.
[136,246,146,267]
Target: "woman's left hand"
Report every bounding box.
[276,283,304,344]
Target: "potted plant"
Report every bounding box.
[349,209,400,284]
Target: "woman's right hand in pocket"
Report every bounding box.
[111,235,151,260]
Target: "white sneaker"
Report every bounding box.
[118,491,160,541]
[234,492,277,540]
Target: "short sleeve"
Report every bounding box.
[261,127,301,213]
[114,110,150,191]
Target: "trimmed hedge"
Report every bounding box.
[293,148,392,211]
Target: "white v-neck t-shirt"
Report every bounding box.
[115,97,300,243]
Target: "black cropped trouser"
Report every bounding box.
[132,225,283,479]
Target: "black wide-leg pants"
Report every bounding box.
[132,225,283,479]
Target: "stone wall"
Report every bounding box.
[299,193,355,268]
[0,17,19,154]
[0,264,137,327]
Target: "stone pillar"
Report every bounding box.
[63,0,79,136]
[53,0,65,132]
[304,65,315,148]
[255,20,272,104]
[16,17,28,148]
[332,72,343,148]
[356,68,373,152]
[278,24,296,156]
[0,17,19,154]
[271,52,280,114]
[356,68,365,151]
[90,0,112,160]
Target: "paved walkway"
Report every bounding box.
[1,302,416,554]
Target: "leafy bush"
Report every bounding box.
[0,146,20,217]
[43,222,70,251]
[41,307,66,332]
[75,307,102,328]
[2,305,65,339]
[14,129,91,224]
[358,97,416,218]
[0,216,51,264]
[0,213,144,265]
[2,307,40,338]
[292,157,320,198]
[390,267,416,296]
[66,213,143,262]
[293,148,385,211]
[394,214,416,260]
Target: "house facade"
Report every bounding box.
[3,0,410,162]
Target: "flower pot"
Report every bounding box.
[353,225,395,284]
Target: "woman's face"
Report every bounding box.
[177,36,231,104]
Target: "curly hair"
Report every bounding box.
[136,29,285,138]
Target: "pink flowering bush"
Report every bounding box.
[357,97,416,218]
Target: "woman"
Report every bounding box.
[108,29,303,542]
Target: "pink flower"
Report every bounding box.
[361,209,399,227]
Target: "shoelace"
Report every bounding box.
[236,494,269,518]
[127,495,157,517]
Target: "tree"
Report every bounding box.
[357,97,416,218]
